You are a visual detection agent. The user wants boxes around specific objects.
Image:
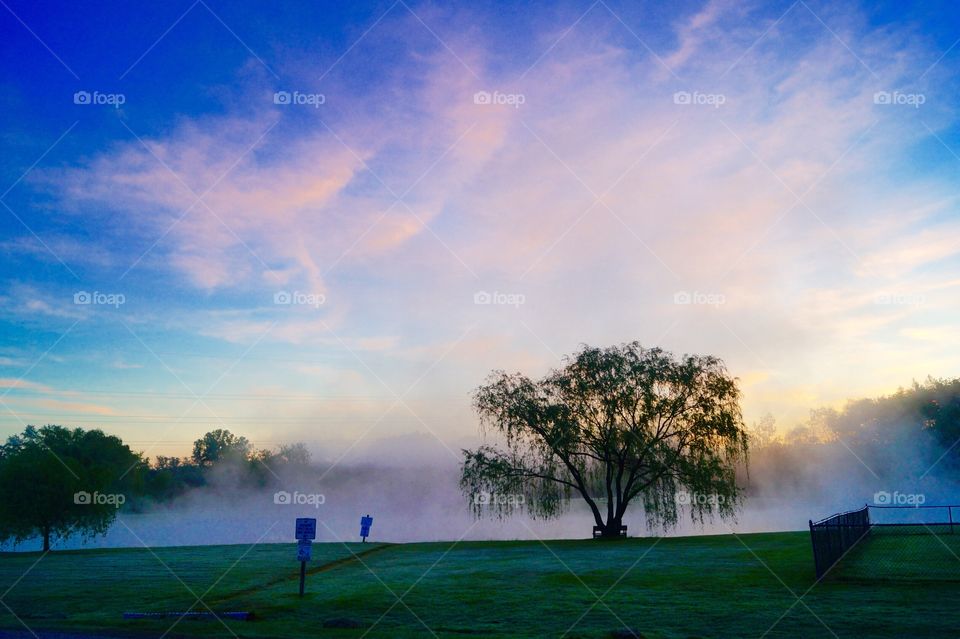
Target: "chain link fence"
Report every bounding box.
[810,505,960,581]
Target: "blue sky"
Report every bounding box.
[2,0,960,461]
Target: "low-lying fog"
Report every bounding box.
[5,422,956,551]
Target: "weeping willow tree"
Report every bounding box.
[460,343,749,538]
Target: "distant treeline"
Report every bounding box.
[5,376,960,551]
[0,425,310,550]
[141,428,312,503]
[744,376,960,499]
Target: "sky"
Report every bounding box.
[1,0,960,465]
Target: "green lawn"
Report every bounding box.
[835,527,960,583]
[1,531,958,638]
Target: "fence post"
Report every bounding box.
[809,519,821,579]
[950,506,954,535]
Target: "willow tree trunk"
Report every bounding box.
[597,516,624,539]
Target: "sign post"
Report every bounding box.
[295,518,317,596]
[360,514,373,542]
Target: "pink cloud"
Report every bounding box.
[26,2,960,435]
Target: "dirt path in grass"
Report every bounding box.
[0,545,396,639]
[208,542,395,605]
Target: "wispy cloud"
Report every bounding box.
[8,1,960,439]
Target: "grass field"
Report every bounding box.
[1,531,958,638]
[835,527,960,582]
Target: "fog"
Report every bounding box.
[4,395,958,552]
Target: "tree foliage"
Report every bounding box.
[149,431,312,496]
[191,428,251,466]
[0,425,144,551]
[460,343,749,537]
[738,377,960,507]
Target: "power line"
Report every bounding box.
[0,415,438,423]
[0,390,401,401]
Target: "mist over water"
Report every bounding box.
[5,423,956,553]
[5,387,958,554]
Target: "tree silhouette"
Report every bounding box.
[461,343,749,538]
[191,428,251,467]
[0,425,143,551]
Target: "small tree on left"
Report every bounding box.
[0,425,144,551]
